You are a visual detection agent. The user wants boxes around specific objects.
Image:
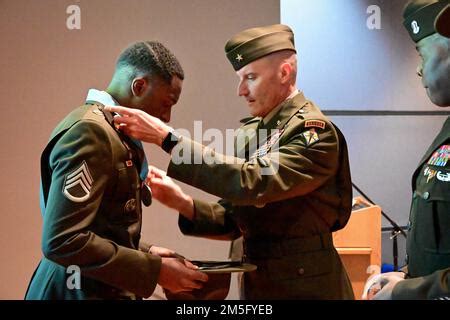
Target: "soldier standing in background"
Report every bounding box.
[367,0,450,300]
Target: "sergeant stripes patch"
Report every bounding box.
[62,161,94,203]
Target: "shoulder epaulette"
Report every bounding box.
[239,116,258,124]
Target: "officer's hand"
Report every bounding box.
[158,257,208,293]
[104,105,172,146]
[369,272,406,300]
[147,165,167,180]
[149,245,177,257]
[148,174,181,204]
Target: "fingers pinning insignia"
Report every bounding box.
[300,128,320,147]
[62,161,93,203]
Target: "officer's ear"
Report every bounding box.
[279,62,292,84]
[131,77,150,97]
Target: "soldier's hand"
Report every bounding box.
[370,272,406,300]
[365,282,382,300]
[362,272,382,300]
[158,257,208,293]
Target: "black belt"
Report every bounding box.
[243,233,333,259]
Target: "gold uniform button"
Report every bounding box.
[124,199,137,212]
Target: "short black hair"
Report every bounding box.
[116,41,184,83]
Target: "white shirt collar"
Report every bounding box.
[86,89,119,107]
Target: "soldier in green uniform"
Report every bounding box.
[367,0,450,300]
[107,25,354,299]
[25,41,208,300]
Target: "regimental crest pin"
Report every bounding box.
[92,107,103,116]
[62,161,93,203]
[423,166,437,183]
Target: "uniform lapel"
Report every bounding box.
[412,116,450,189]
[235,120,260,161]
[262,92,308,132]
[252,93,308,157]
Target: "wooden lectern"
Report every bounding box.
[333,197,381,299]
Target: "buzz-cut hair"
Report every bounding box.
[116,41,184,83]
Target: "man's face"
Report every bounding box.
[416,34,450,107]
[139,76,183,122]
[236,56,284,117]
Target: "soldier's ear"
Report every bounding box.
[131,77,149,97]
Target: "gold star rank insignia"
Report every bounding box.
[236,54,243,62]
[300,128,319,147]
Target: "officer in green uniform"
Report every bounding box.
[25,41,207,300]
[368,0,450,300]
[107,25,354,299]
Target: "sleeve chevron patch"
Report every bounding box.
[62,161,94,202]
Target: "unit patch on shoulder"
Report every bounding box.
[300,128,320,147]
[62,161,94,203]
[305,120,326,130]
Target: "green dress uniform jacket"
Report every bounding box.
[168,93,355,299]
[393,117,450,300]
[25,102,160,300]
